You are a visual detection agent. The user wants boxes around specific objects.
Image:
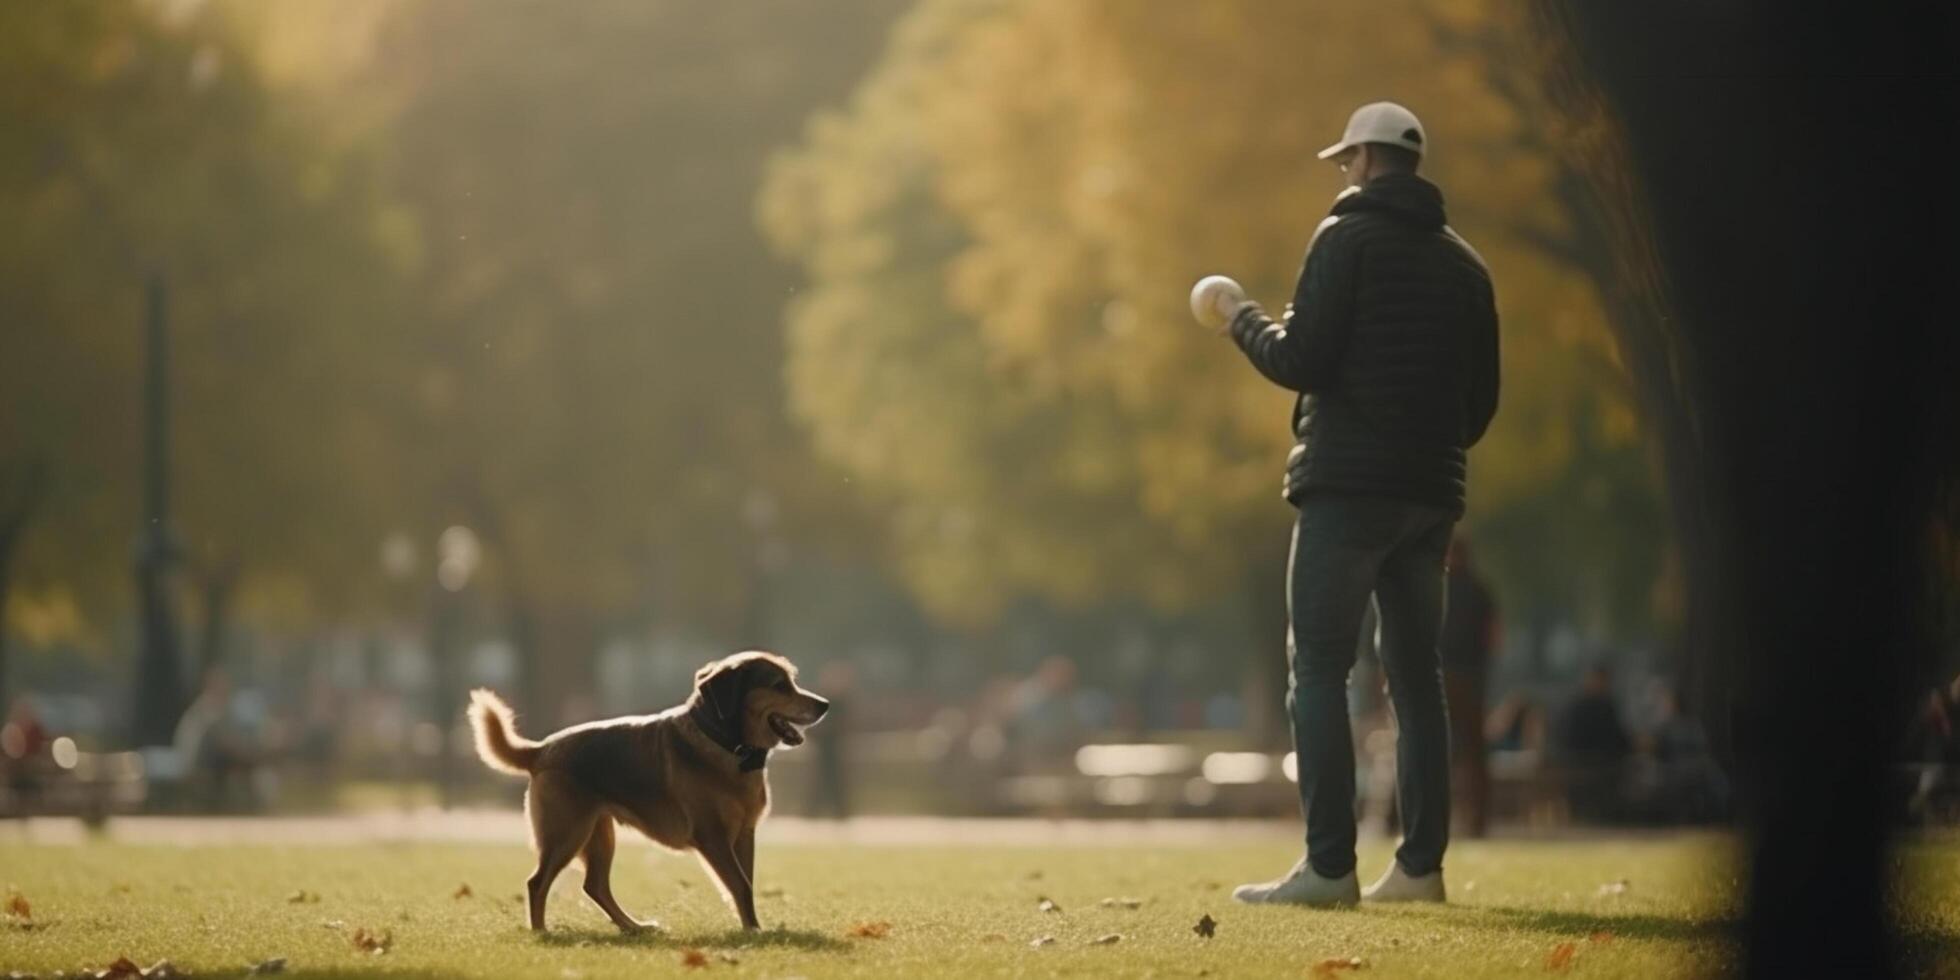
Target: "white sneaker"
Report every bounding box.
[1232,859,1360,907]
[1362,862,1446,903]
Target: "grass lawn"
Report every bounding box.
[3,831,1956,978]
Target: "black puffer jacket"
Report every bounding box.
[1228,173,1499,514]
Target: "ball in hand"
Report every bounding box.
[1189,275,1246,331]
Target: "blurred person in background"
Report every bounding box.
[808,660,857,820]
[174,669,265,812]
[1900,673,1960,823]
[1439,536,1499,837]
[1007,656,1084,769]
[1553,663,1632,822]
[2,697,53,813]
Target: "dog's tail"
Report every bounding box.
[468,688,541,776]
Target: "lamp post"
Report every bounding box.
[431,525,479,809]
[131,275,187,748]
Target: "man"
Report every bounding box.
[1440,536,1499,837]
[1195,102,1499,905]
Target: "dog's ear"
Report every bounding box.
[695,660,749,724]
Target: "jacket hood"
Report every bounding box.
[1332,173,1447,231]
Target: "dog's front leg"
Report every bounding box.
[698,833,760,930]
[735,826,756,887]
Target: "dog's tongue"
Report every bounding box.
[772,716,804,746]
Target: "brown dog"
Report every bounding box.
[467,651,828,931]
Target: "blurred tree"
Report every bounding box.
[762,0,1664,685]
[0,2,418,715]
[238,0,910,720]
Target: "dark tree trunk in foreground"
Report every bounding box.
[1532,4,1960,975]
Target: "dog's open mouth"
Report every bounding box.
[768,714,805,746]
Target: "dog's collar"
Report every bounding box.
[688,702,768,772]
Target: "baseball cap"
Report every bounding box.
[1316,101,1426,160]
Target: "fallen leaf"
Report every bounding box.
[350,927,393,954]
[1199,880,1222,891]
[846,921,892,939]
[1089,933,1123,945]
[5,893,29,919]
[715,952,740,965]
[1596,879,1629,897]
[1193,913,1217,939]
[320,920,345,930]
[140,961,184,979]
[979,932,1008,943]
[1099,897,1143,909]
[285,891,319,905]
[1036,897,1061,913]
[245,956,287,975]
[1545,942,1578,971]
[1029,935,1056,948]
[110,884,132,895]
[1025,870,1044,881]
[96,958,142,980]
[1311,957,1366,976]
[1588,931,1615,945]
[675,879,692,890]
[678,948,709,969]
[453,884,473,900]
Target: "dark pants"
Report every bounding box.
[1287,495,1454,879]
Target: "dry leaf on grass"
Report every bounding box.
[1588,931,1615,945]
[453,884,473,900]
[1098,897,1142,909]
[1596,879,1629,897]
[141,961,185,979]
[1089,934,1122,946]
[5,893,30,919]
[1036,897,1061,913]
[846,921,892,939]
[110,883,133,895]
[1193,913,1217,939]
[1312,957,1365,976]
[95,957,144,980]
[245,957,287,975]
[285,891,319,905]
[320,920,345,930]
[1029,935,1056,948]
[979,932,1009,943]
[350,927,393,954]
[679,948,709,969]
[1545,942,1578,971]
[1025,870,1044,881]
[715,952,740,965]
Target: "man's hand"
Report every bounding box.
[1189,275,1248,333]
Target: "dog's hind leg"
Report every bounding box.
[581,816,655,932]
[525,773,597,932]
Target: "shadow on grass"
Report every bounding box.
[1396,903,1737,944]
[535,924,849,953]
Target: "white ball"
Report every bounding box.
[1189,274,1246,329]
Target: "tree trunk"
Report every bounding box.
[1528,4,1960,974]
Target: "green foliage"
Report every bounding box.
[0,1,416,633]
[764,0,1665,633]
